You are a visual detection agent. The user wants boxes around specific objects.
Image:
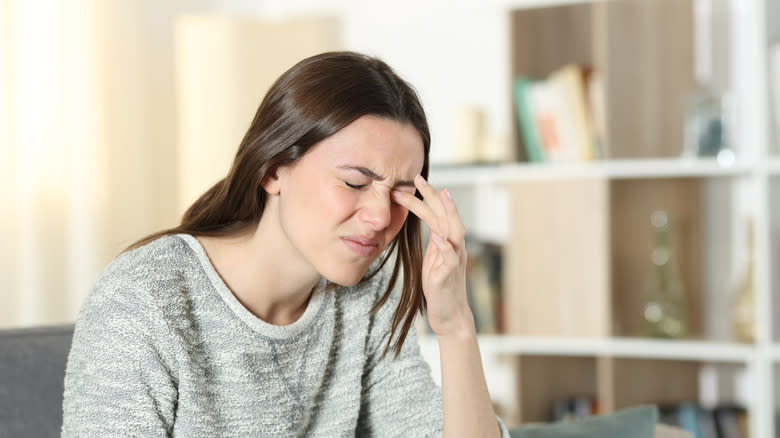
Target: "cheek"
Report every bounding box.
[322,187,359,217]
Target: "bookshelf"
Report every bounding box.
[421,0,772,436]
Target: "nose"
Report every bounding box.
[358,191,393,231]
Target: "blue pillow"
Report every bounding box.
[509,405,658,438]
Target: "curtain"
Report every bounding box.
[0,0,183,328]
[1,0,101,327]
[0,1,340,328]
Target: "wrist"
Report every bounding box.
[431,309,477,340]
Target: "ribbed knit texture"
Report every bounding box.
[62,235,509,437]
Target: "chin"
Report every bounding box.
[321,264,373,287]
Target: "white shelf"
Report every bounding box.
[767,158,780,175]
[480,0,598,9]
[420,335,754,364]
[263,0,597,16]
[429,158,754,187]
[768,345,780,362]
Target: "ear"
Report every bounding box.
[260,166,284,195]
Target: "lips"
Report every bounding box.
[342,235,380,257]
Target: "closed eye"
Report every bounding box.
[345,182,367,190]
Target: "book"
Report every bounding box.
[586,69,607,159]
[676,402,702,438]
[713,404,748,438]
[513,64,598,163]
[549,396,598,422]
[514,77,545,163]
[465,238,503,334]
[696,408,718,438]
[544,64,596,162]
[659,402,748,438]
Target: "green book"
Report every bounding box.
[513,77,545,163]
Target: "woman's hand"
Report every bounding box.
[394,175,502,438]
[391,175,475,338]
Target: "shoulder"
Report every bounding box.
[100,234,194,283]
[80,235,199,320]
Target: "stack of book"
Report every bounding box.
[514,64,605,163]
[658,402,748,438]
[549,396,599,422]
[416,237,503,335]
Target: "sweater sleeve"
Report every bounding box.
[61,278,178,437]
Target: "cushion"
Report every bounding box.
[509,405,659,438]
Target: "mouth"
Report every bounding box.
[342,235,381,257]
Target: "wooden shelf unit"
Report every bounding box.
[424,0,771,434]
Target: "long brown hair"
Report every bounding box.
[130,51,430,357]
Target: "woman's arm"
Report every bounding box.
[62,283,177,437]
[392,175,504,438]
[438,322,501,437]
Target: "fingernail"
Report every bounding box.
[415,175,427,186]
[443,188,451,200]
[431,232,444,244]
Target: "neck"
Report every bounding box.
[197,221,321,326]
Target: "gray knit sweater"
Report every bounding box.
[62,234,509,437]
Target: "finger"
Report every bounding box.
[426,232,440,262]
[430,232,459,266]
[391,189,439,232]
[439,188,466,243]
[414,175,448,235]
[422,233,439,276]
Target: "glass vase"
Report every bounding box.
[642,210,688,339]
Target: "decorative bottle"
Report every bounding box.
[732,219,755,343]
[642,210,688,338]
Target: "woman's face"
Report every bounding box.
[271,115,425,286]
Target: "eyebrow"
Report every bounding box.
[338,165,416,188]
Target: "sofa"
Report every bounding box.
[0,325,691,437]
[0,324,73,437]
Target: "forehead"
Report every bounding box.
[310,115,425,176]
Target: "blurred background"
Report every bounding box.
[3,0,780,434]
[0,0,511,328]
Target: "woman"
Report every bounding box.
[62,51,509,437]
